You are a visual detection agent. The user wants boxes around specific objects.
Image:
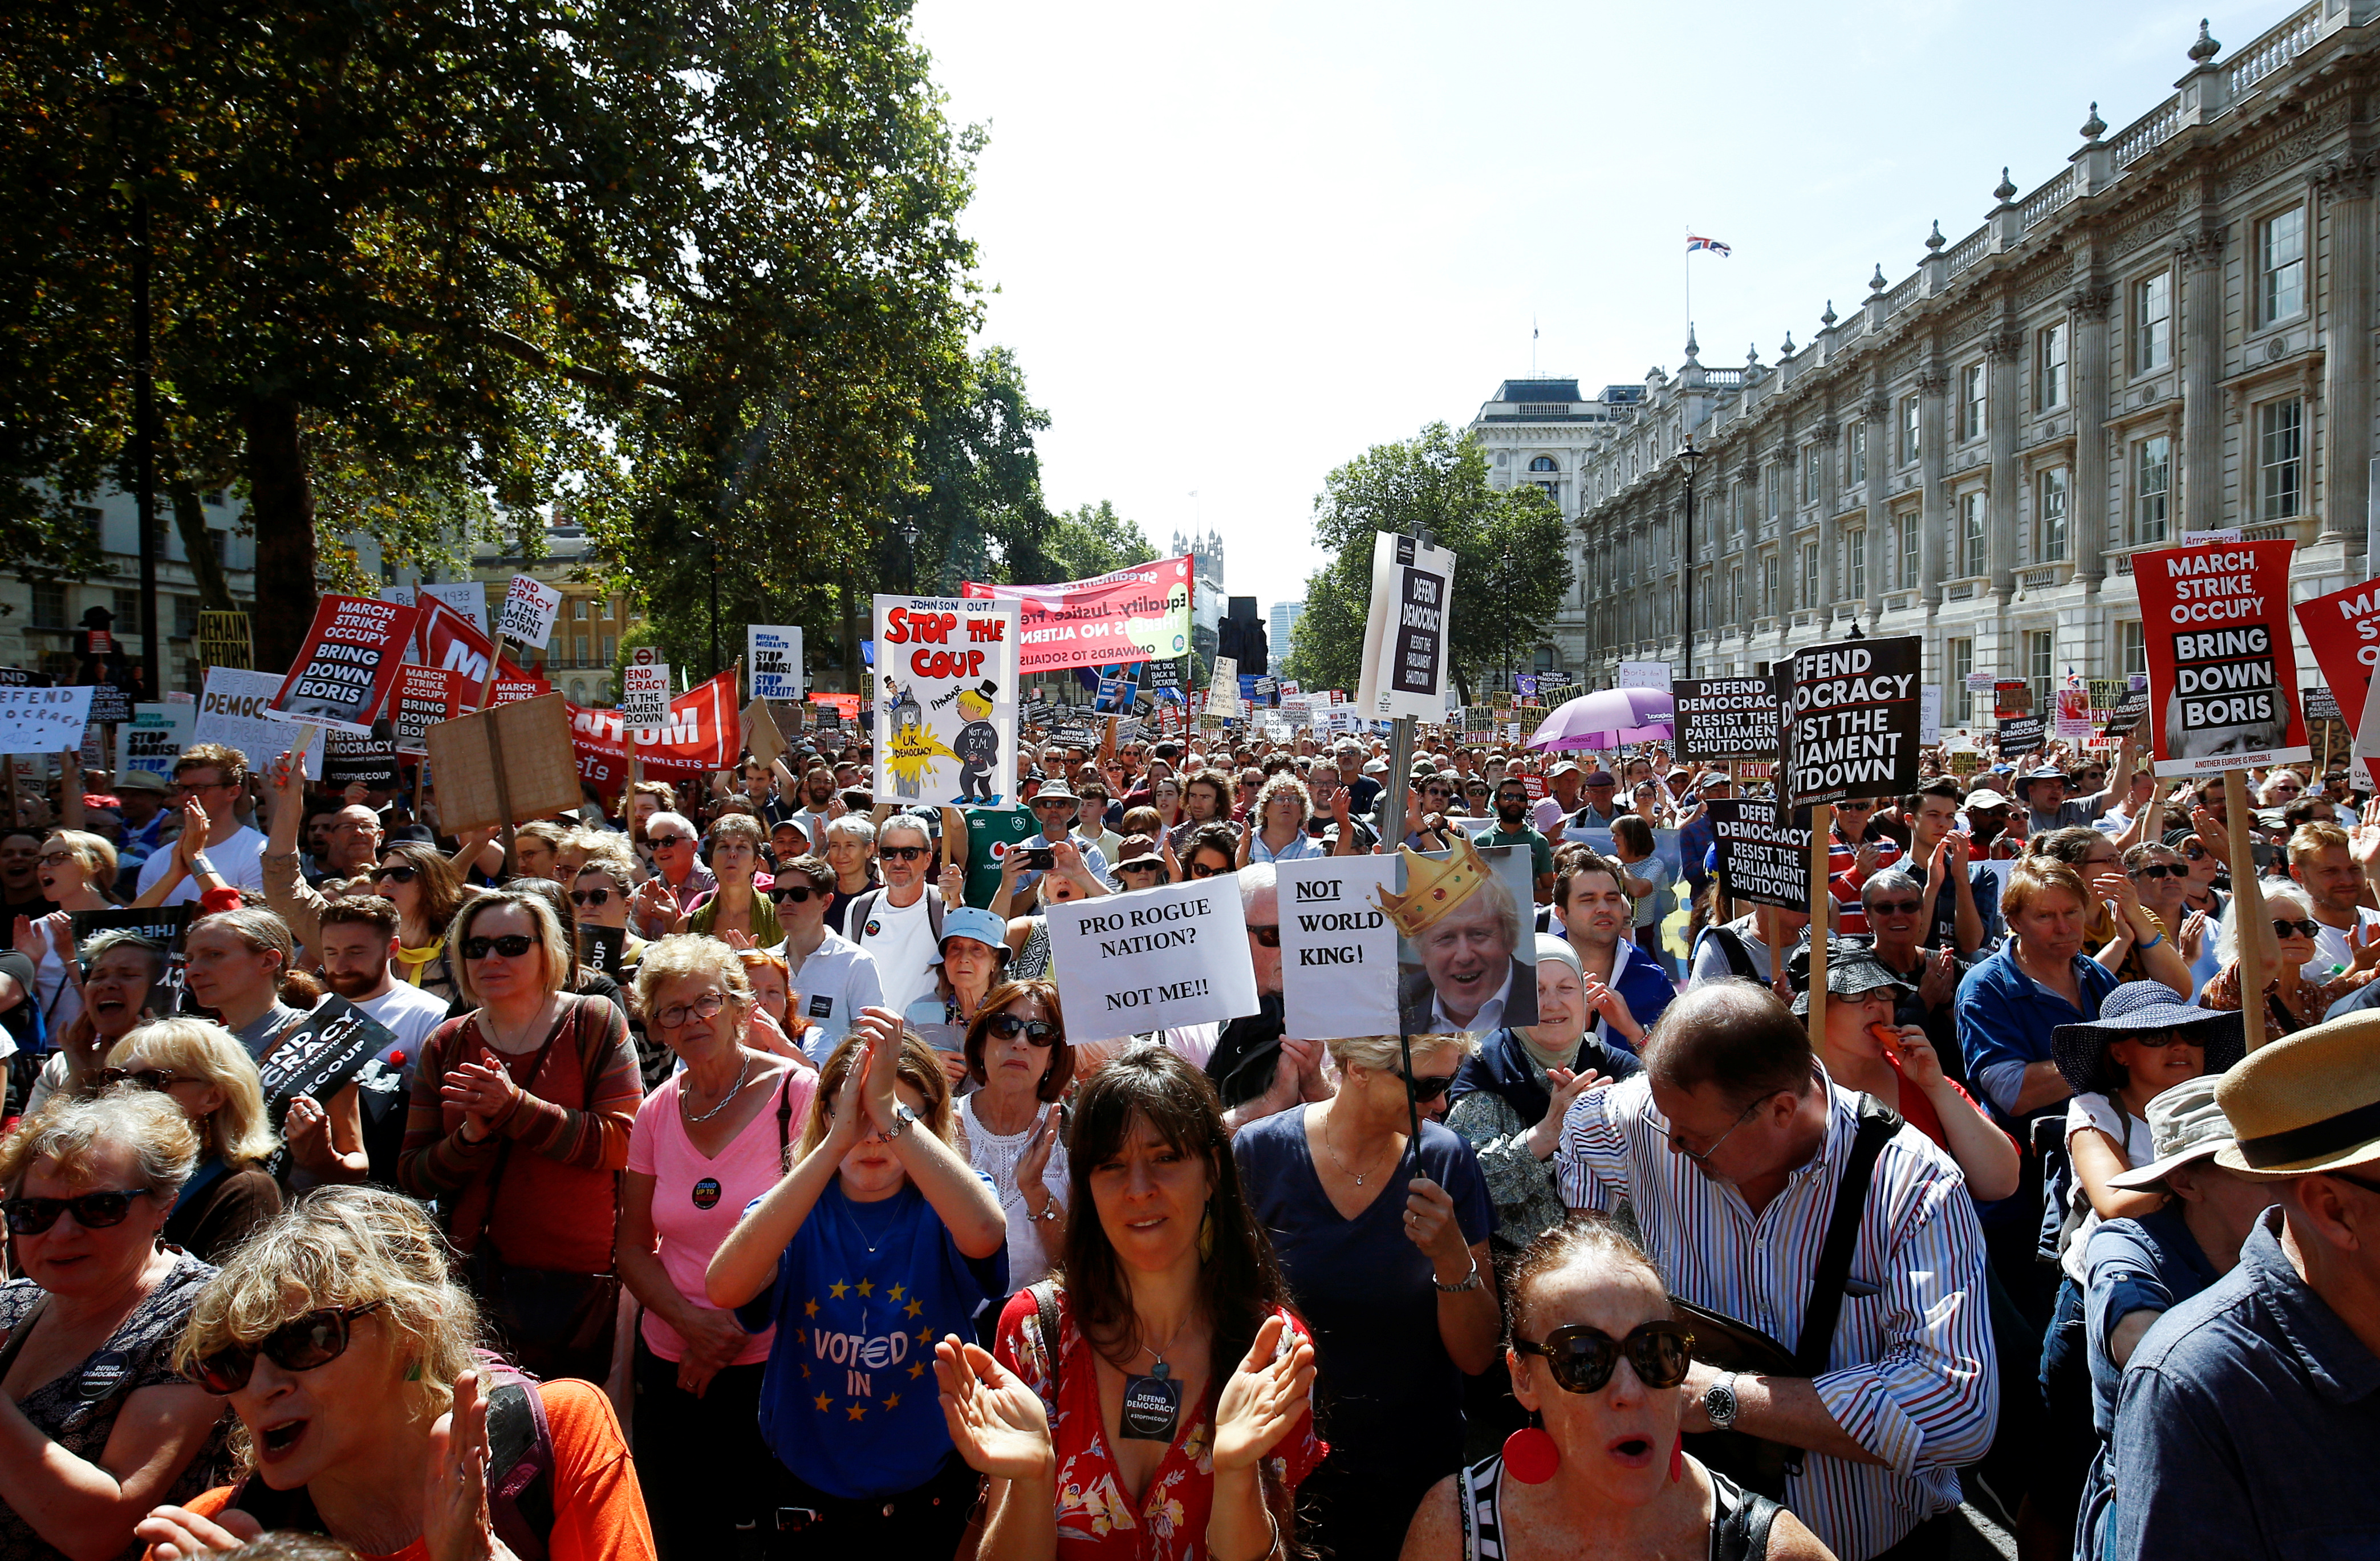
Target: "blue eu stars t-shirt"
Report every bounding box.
[745,1175,1007,1500]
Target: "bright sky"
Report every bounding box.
[912,0,2282,625]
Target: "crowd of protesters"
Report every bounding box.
[0,710,2371,1561]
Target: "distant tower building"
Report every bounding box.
[1268,600,1305,671]
[1172,528,1226,669]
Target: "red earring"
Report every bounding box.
[1502,1418,1561,1484]
[1669,1433,1686,1483]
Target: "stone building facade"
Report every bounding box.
[1566,2,2380,728]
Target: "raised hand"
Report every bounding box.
[1212,1314,1317,1473]
[284,1093,340,1175]
[1016,1103,1059,1195]
[937,860,966,903]
[934,1335,1055,1482]
[131,1505,263,1560]
[1890,1026,1947,1090]
[1919,945,1958,1009]
[423,1369,519,1561]
[1526,1066,1608,1162]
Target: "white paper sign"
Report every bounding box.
[1043,877,1258,1042]
[620,664,672,733]
[116,703,197,780]
[748,626,804,700]
[194,668,323,781]
[1617,660,1674,692]
[0,686,95,753]
[378,585,417,607]
[496,575,562,649]
[1277,856,1401,1040]
[1357,532,1458,722]
[1209,656,1240,719]
[1920,684,1942,747]
[423,582,489,635]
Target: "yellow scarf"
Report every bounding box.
[393,939,444,986]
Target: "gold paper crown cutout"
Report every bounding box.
[1375,834,1492,938]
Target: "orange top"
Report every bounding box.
[153,1379,655,1561]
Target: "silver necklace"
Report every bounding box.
[681,1049,754,1124]
[1321,1104,1390,1187]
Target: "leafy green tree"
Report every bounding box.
[1042,500,1156,583]
[1284,423,1574,705]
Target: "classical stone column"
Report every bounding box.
[2177,220,2229,534]
[2070,283,2115,586]
[1862,390,1890,621]
[1983,327,2023,598]
[1813,420,1842,622]
[1918,362,1950,606]
[2317,153,2377,556]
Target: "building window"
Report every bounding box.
[1847,528,1866,598]
[112,590,142,635]
[571,634,588,667]
[1962,364,1986,441]
[31,582,66,627]
[2133,435,2172,545]
[1899,396,1921,465]
[2259,399,2304,520]
[1847,421,1867,486]
[2260,207,2306,326]
[1800,450,1814,506]
[173,596,198,639]
[1898,514,1919,590]
[2135,272,2171,372]
[1951,637,1975,724]
[1528,455,1557,473]
[602,634,617,664]
[1761,554,1779,615]
[2037,467,2069,562]
[204,489,227,507]
[1801,542,1818,609]
[1960,489,1986,577]
[1764,464,1780,523]
[2036,322,2068,411]
[574,599,591,620]
[1534,481,1557,501]
[2028,630,2056,712]
[2120,621,2147,679]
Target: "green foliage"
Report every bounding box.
[1284,423,1575,704]
[1042,500,1157,583]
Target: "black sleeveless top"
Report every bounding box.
[1455,1451,1781,1560]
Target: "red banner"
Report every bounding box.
[267,595,424,733]
[961,555,1195,674]
[568,671,741,791]
[2292,576,2380,782]
[2135,540,2309,777]
[415,601,540,692]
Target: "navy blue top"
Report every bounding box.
[2114,1209,2380,1560]
[2081,1202,2227,1436]
[1595,935,1677,1055]
[1233,1108,1493,1479]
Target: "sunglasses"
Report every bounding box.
[1118,859,1164,875]
[2273,918,2322,939]
[568,888,612,907]
[2130,863,2180,880]
[1189,861,1230,878]
[2,1188,148,1236]
[648,834,693,848]
[91,1067,180,1093]
[771,885,825,905]
[1246,923,1282,948]
[2123,1030,2208,1051]
[1866,899,1923,917]
[373,865,418,885]
[986,1012,1060,1047]
[1512,1320,1696,1396]
[461,934,536,960]
[2183,845,2210,861]
[1394,1068,1456,1104]
[881,845,932,863]
[188,1302,384,1396]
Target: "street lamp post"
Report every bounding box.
[1676,436,1703,681]
[900,521,920,593]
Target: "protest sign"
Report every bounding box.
[2294,576,2380,782]
[1920,685,1943,747]
[389,665,460,753]
[1784,635,1923,810]
[2055,679,2094,743]
[1208,656,1241,719]
[2304,687,2352,772]
[1043,878,1258,1042]
[2088,678,2126,713]
[414,601,538,691]
[265,595,423,733]
[1999,715,2046,756]
[195,669,321,780]
[425,694,584,834]
[1144,658,1185,692]
[1705,797,1812,909]
[1276,856,1400,1039]
[566,671,741,792]
[0,668,53,687]
[116,704,196,782]
[253,996,396,1175]
[2103,687,2151,739]
[0,686,94,753]
[1379,838,1538,1035]
[88,683,133,725]
[322,731,400,790]
[1358,532,1457,722]
[1994,681,2030,719]
[748,626,804,700]
[69,905,193,1016]
[1617,660,1672,692]
[579,925,627,980]
[620,664,671,733]
[1672,676,1781,760]
[872,595,1020,807]
[420,582,488,635]
[961,556,1194,675]
[2135,540,2308,777]
[741,698,809,766]
[496,574,563,651]
[196,610,253,670]
[1948,749,1981,778]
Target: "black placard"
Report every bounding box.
[1705,797,1812,910]
[1998,714,2047,756]
[1144,659,1185,692]
[1785,636,1924,809]
[0,667,56,687]
[579,925,626,979]
[1672,676,1784,761]
[322,730,401,790]
[254,996,397,1177]
[88,683,133,724]
[2105,689,2152,737]
[1391,560,1447,698]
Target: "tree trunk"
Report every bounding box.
[165,478,237,613]
[245,393,317,674]
[839,567,862,697]
[1453,667,1474,707]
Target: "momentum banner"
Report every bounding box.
[2136,540,2308,777]
[567,671,741,790]
[961,557,1193,675]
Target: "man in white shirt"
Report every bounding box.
[312,896,451,1055]
[846,813,944,1013]
[2286,821,2380,976]
[135,744,269,906]
[767,853,884,1060]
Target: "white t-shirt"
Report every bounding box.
[2062,1091,2158,1282]
[2310,907,2380,980]
[774,929,886,1063]
[960,1093,1070,1291]
[357,980,454,1057]
[134,825,269,906]
[854,889,939,1016]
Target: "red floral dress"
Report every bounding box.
[992,1287,1326,1560]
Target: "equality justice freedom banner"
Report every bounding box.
[961,556,1195,675]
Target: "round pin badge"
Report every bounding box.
[691,1177,723,1210]
[76,1352,131,1402]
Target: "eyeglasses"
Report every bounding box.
[880,845,932,863]
[2130,863,2181,880]
[648,834,692,848]
[1392,1068,1457,1104]
[985,1012,1059,1047]
[2183,845,2211,862]
[654,990,732,1030]
[171,779,233,795]
[373,865,418,885]
[1512,1321,1696,1396]
[1670,1092,1778,1166]
[91,1067,180,1093]
[2273,919,2322,940]
[1118,859,1164,875]
[568,888,612,907]
[36,850,79,867]
[188,1303,385,1396]
[461,934,536,960]
[770,885,822,905]
[1866,899,1923,917]
[2,1188,148,1236]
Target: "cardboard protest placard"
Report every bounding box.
[960,556,1194,675]
[578,925,627,980]
[1999,715,2046,756]
[2103,687,2152,738]
[1784,635,1924,810]
[193,669,321,780]
[116,704,196,781]
[1994,681,2030,719]
[254,996,397,1175]
[873,595,1020,807]
[196,610,252,670]
[69,905,193,1019]
[1672,676,1781,760]
[620,664,671,733]
[424,694,584,834]
[265,595,424,733]
[1704,797,1812,909]
[496,574,563,651]
[389,666,460,753]
[1043,877,1258,1043]
[1275,856,1400,1039]
[1378,838,1538,1035]
[1358,532,1457,723]
[0,686,94,753]
[2135,540,2308,777]
[2293,576,2380,783]
[741,698,808,765]
[322,730,400,790]
[748,626,804,700]
[1617,660,1672,692]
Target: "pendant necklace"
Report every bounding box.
[1118,1316,1190,1443]
[1321,1105,1384,1187]
[681,1049,754,1125]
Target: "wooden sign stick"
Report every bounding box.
[2223,769,2271,1053]
[477,634,518,877]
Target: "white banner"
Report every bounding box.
[1276,856,1400,1040]
[873,595,1021,806]
[1920,684,1943,747]
[1043,877,1258,1043]
[1357,532,1457,722]
[0,686,94,754]
[422,582,488,635]
[496,574,562,649]
[1617,660,1673,692]
[1208,656,1240,719]
[748,625,804,700]
[620,664,671,733]
[116,703,197,780]
[194,669,322,780]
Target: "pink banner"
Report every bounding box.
[961,556,1195,674]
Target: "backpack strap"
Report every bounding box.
[1791,1093,1903,1378]
[484,1374,557,1561]
[847,889,882,942]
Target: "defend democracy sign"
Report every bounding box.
[1358,531,1457,723]
[1042,878,1258,1043]
[961,556,1193,675]
[1785,635,1923,810]
[1672,676,1781,760]
[195,670,322,780]
[0,686,95,753]
[2135,540,2309,777]
[266,594,423,733]
[1705,797,1812,910]
[1275,856,1400,1040]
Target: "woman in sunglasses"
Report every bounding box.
[989,840,1110,985]
[103,1017,283,1263]
[1401,1215,1826,1561]
[398,890,641,1385]
[135,1186,656,1561]
[957,979,1076,1295]
[1168,823,1241,890]
[2199,881,2355,1035]
[568,840,648,977]
[685,813,781,946]
[0,1090,230,1560]
[618,936,812,1558]
[1233,1033,1498,1558]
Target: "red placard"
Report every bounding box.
[2293,577,2380,782]
[414,601,540,694]
[390,665,461,753]
[266,595,424,733]
[568,670,741,789]
[2135,539,2309,777]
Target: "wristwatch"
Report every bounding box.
[1703,1371,1741,1431]
[886,1102,919,1139]
[1432,1261,1485,1294]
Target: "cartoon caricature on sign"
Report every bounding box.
[872,596,1020,806]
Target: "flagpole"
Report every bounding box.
[1684,226,1692,350]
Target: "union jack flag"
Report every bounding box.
[1686,234,1732,256]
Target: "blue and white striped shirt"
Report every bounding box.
[1556,1071,1998,1561]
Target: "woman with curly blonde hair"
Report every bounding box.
[134,1186,656,1561]
[103,1017,283,1263]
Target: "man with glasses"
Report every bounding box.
[135,744,269,906]
[1012,780,1111,899]
[765,852,883,1060]
[1557,981,1996,1561]
[1858,869,1968,1084]
[844,813,949,1013]
[1822,796,1903,939]
[628,810,715,939]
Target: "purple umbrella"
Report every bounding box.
[1527,687,1675,752]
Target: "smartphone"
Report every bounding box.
[1021,847,1056,870]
